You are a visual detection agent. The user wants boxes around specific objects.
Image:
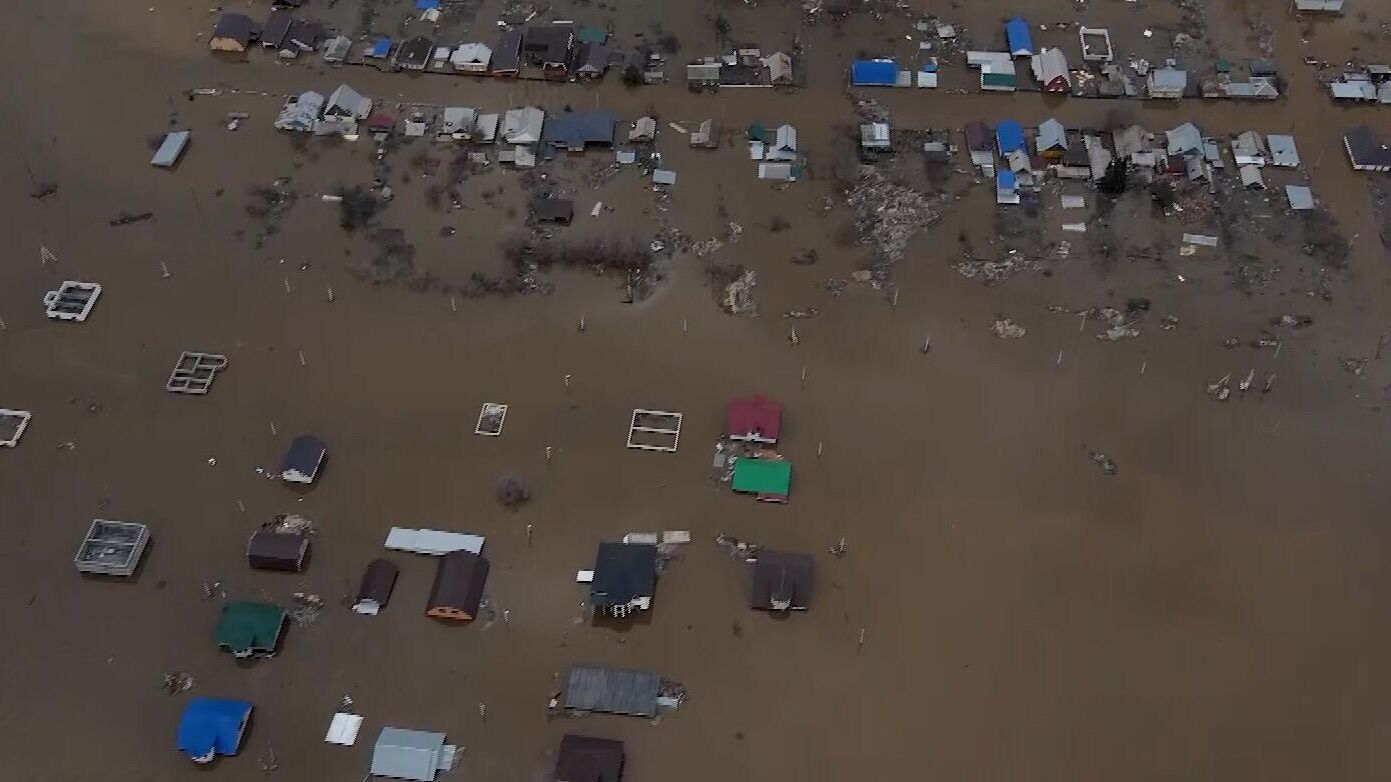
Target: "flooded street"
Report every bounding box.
[3,0,1391,779]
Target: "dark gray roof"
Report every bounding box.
[564,666,661,716]
[524,24,574,64]
[212,13,258,46]
[543,111,616,149]
[493,29,523,70]
[750,550,814,610]
[261,10,293,48]
[1346,125,1391,168]
[589,542,656,606]
[533,198,575,222]
[280,434,326,479]
[398,36,433,65]
[555,735,624,782]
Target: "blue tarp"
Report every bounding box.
[415,0,439,8]
[177,698,252,762]
[851,59,897,86]
[996,121,1025,154]
[1005,18,1033,55]
[370,38,392,57]
[997,170,1017,190]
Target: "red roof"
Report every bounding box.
[726,395,782,442]
[366,113,396,132]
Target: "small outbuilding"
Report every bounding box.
[353,558,400,615]
[731,457,792,502]
[371,728,458,782]
[1148,68,1188,99]
[75,519,150,576]
[995,120,1025,155]
[860,122,891,151]
[851,59,897,86]
[1036,118,1067,157]
[751,550,814,611]
[1005,18,1034,57]
[215,601,287,658]
[555,734,625,782]
[177,698,253,763]
[280,434,326,484]
[628,116,657,143]
[426,550,490,621]
[590,542,657,618]
[247,529,310,572]
[1030,47,1070,92]
[1285,185,1315,211]
[726,395,783,443]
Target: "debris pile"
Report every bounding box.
[845,168,940,267]
[162,672,195,694]
[991,318,1027,339]
[288,592,325,627]
[720,269,758,317]
[1088,450,1118,476]
[954,250,1039,282]
[715,533,762,561]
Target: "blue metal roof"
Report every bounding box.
[415,0,439,8]
[370,38,392,57]
[177,698,252,761]
[851,59,898,86]
[996,121,1025,154]
[997,170,1017,189]
[1005,18,1033,55]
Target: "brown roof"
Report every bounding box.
[965,121,991,152]
[750,550,814,610]
[355,558,399,608]
[427,550,490,618]
[555,734,624,782]
[247,530,309,571]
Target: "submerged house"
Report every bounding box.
[370,728,458,782]
[543,110,616,152]
[275,90,325,132]
[571,42,610,79]
[765,51,794,85]
[426,550,490,621]
[1148,68,1188,99]
[396,36,433,70]
[555,734,625,782]
[1036,118,1067,158]
[965,121,995,174]
[502,106,545,144]
[851,59,897,86]
[731,457,792,502]
[280,434,326,484]
[727,395,783,443]
[564,666,662,717]
[1166,122,1203,157]
[766,124,798,161]
[210,13,258,52]
[995,120,1025,156]
[261,9,293,50]
[524,23,575,78]
[353,558,399,615]
[590,542,657,618]
[1345,125,1391,172]
[451,42,491,72]
[1031,47,1070,92]
[1005,18,1034,57]
[177,698,253,764]
[247,529,310,572]
[1231,131,1267,167]
[750,550,814,611]
[492,29,523,75]
[215,601,287,658]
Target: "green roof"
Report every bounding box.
[576,27,608,44]
[732,458,792,497]
[981,72,1017,87]
[216,601,286,657]
[746,122,767,142]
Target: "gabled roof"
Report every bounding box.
[1166,122,1202,155]
[543,110,616,148]
[178,698,252,761]
[451,42,491,67]
[212,13,258,46]
[427,550,489,617]
[851,59,897,85]
[502,106,545,143]
[371,728,452,782]
[773,124,797,151]
[275,90,324,131]
[751,550,814,610]
[995,120,1025,154]
[1112,124,1151,156]
[1037,118,1067,151]
[564,666,662,717]
[727,395,783,441]
[1005,18,1033,55]
[492,29,523,70]
[766,51,793,83]
[1031,47,1069,85]
[590,542,657,606]
[262,9,293,48]
[326,84,371,118]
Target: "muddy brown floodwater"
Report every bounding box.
[4,0,1391,779]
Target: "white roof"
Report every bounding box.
[275,90,325,132]
[1239,164,1265,188]
[1166,122,1202,155]
[325,713,363,746]
[502,106,544,143]
[451,42,491,66]
[327,84,371,118]
[1331,81,1374,100]
[1285,185,1314,210]
[773,124,797,151]
[1030,47,1069,84]
[1037,118,1067,150]
[1150,68,1187,89]
[384,528,485,556]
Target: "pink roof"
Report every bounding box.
[727,395,783,441]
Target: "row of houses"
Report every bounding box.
[960,118,1313,202]
[685,48,796,89]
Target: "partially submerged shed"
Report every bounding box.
[215,601,287,658]
[247,530,310,572]
[751,550,814,611]
[280,434,326,484]
[426,550,490,621]
[731,457,792,501]
[555,735,625,782]
[564,666,662,716]
[353,558,399,615]
[533,198,575,224]
[151,131,191,168]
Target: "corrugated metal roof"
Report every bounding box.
[1267,134,1300,167]
[851,59,897,85]
[371,728,450,782]
[1285,185,1314,210]
[564,666,662,716]
[1005,18,1033,55]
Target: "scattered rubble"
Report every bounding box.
[288,592,325,627]
[719,269,758,317]
[1088,450,1118,476]
[162,672,195,694]
[1206,374,1232,401]
[845,168,940,268]
[1341,357,1369,376]
[715,533,762,561]
[991,318,1026,339]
